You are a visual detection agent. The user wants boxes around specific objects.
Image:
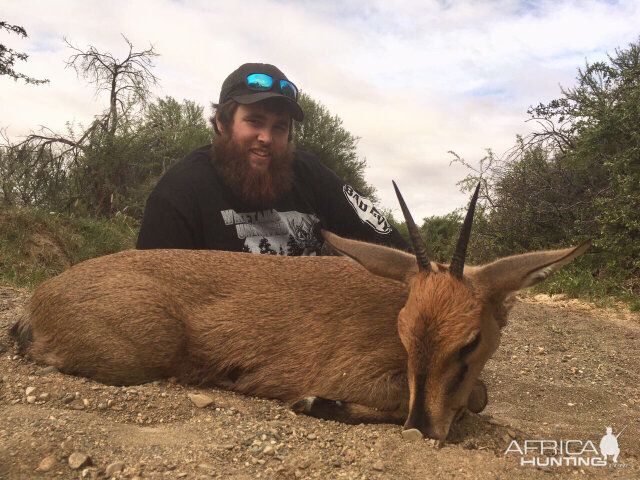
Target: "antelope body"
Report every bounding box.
[11,185,590,441]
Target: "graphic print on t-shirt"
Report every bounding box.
[220,209,321,255]
[343,185,392,234]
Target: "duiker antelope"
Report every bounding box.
[10,183,589,442]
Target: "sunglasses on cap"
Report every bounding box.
[245,73,299,101]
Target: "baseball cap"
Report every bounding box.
[218,63,304,121]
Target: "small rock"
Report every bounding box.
[38,366,59,376]
[507,429,517,438]
[97,403,107,411]
[488,418,508,427]
[105,461,125,477]
[62,394,74,404]
[306,433,317,440]
[37,455,57,472]
[82,399,90,407]
[263,445,275,456]
[189,393,214,408]
[221,444,235,450]
[26,386,37,396]
[38,393,50,401]
[68,452,92,470]
[26,396,37,404]
[402,428,423,441]
[372,460,384,471]
[176,474,187,478]
[82,467,99,479]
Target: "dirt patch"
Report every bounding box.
[25,233,72,272]
[1,288,638,479]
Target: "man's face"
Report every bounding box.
[212,100,295,207]
[217,103,291,173]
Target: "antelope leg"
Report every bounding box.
[291,396,405,425]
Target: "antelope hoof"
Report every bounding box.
[290,396,343,417]
[291,396,318,414]
[467,379,488,413]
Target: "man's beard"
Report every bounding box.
[212,133,295,208]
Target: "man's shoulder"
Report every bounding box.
[156,144,215,188]
[293,148,320,166]
[293,149,333,178]
[166,144,213,176]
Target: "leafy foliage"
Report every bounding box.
[450,38,640,304]
[1,38,377,222]
[0,206,136,288]
[0,21,48,84]
[294,92,377,200]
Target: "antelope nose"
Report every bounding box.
[403,406,430,437]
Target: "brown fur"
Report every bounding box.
[11,232,589,441]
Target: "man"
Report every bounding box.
[137,63,408,255]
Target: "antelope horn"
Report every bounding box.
[392,181,431,272]
[449,182,481,278]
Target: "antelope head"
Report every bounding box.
[323,182,590,442]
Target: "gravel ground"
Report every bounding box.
[1,286,639,479]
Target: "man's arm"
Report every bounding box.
[136,194,197,250]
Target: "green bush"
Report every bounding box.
[0,207,137,289]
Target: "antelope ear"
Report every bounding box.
[469,241,591,298]
[322,230,418,283]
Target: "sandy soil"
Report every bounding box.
[1,287,638,479]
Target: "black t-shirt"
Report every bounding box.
[136,144,409,255]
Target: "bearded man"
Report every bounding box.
[137,63,408,255]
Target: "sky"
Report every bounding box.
[2,0,639,221]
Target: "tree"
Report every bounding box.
[0,129,70,208]
[452,37,640,295]
[258,237,277,255]
[286,234,304,256]
[123,96,211,218]
[0,21,48,84]
[293,93,377,200]
[5,36,160,217]
[64,35,158,137]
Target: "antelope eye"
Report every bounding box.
[459,332,481,360]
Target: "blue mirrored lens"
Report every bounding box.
[279,80,298,100]
[247,73,273,91]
